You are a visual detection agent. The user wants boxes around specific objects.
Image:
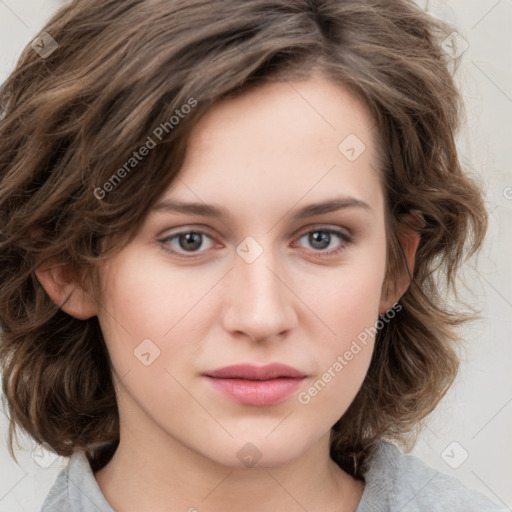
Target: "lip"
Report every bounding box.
[202,363,308,406]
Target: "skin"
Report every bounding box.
[37,74,419,512]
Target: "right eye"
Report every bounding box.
[158,229,218,258]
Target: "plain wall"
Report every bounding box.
[0,0,511,510]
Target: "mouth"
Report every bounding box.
[202,363,308,406]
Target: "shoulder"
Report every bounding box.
[39,466,71,512]
[356,440,509,512]
[39,449,114,512]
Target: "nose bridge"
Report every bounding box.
[222,237,296,340]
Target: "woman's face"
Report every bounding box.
[96,74,391,467]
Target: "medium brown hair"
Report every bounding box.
[0,0,486,477]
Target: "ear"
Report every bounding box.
[379,211,422,314]
[34,259,98,320]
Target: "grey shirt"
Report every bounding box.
[40,440,508,511]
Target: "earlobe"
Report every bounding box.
[379,211,423,315]
[34,260,98,320]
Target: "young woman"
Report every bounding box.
[0,1,506,510]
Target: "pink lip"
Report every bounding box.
[202,364,308,406]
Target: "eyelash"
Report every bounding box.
[158,226,353,259]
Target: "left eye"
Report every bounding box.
[294,228,351,255]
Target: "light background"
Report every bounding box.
[0,0,511,510]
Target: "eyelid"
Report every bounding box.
[293,223,353,240]
[157,223,216,238]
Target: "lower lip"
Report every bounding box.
[203,376,306,406]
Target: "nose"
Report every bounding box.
[221,245,298,343]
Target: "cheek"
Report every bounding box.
[305,250,386,343]
[295,248,386,407]
[297,273,381,422]
[96,249,212,373]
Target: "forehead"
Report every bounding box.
[154,75,384,226]
[187,74,380,164]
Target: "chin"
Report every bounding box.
[202,436,312,469]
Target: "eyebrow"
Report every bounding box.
[151,196,372,221]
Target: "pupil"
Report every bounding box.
[180,232,202,251]
[310,231,330,249]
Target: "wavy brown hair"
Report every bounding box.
[0,0,487,478]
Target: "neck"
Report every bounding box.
[94,423,364,512]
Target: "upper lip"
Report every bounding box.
[202,363,307,380]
